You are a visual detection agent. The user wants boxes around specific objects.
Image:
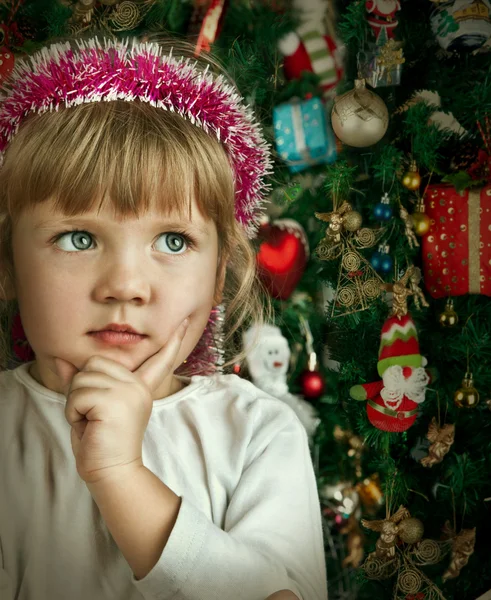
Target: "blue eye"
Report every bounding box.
[157,233,188,254]
[52,229,190,255]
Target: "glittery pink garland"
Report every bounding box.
[0,38,273,238]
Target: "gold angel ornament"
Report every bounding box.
[420,417,455,468]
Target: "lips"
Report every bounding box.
[90,323,143,335]
[88,331,146,345]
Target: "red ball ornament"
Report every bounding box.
[256,219,309,300]
[300,369,325,400]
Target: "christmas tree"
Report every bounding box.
[2,1,491,599]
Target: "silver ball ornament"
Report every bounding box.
[331,79,389,148]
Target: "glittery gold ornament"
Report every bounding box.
[411,200,431,236]
[439,299,459,327]
[398,518,425,544]
[342,209,363,232]
[402,160,422,190]
[454,372,480,408]
[331,79,389,148]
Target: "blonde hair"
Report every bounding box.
[0,33,271,373]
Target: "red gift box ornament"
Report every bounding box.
[422,183,491,298]
[256,219,309,300]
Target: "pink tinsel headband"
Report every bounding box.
[0,37,273,238]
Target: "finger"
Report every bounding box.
[81,355,135,384]
[67,371,114,394]
[134,318,189,392]
[64,386,112,427]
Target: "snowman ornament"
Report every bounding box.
[243,324,321,441]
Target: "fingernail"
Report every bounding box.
[182,318,190,329]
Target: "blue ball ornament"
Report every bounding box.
[370,251,383,271]
[374,202,393,221]
[380,254,394,273]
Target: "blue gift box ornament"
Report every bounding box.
[273,97,337,173]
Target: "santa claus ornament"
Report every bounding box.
[366,0,401,44]
[349,268,430,432]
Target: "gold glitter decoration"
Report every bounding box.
[397,518,424,544]
[332,241,383,317]
[342,251,361,271]
[397,567,421,594]
[355,227,377,247]
[65,0,153,34]
[337,285,357,306]
[411,539,443,565]
[363,278,381,299]
[362,503,450,600]
[315,201,386,317]
[377,39,405,84]
[107,1,141,31]
[363,555,399,580]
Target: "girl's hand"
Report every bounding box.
[264,592,300,600]
[53,319,189,484]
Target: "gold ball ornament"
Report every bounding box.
[398,517,424,544]
[411,200,431,236]
[454,372,480,408]
[439,299,459,327]
[402,160,422,190]
[331,79,389,148]
[343,210,363,232]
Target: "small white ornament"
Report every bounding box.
[243,324,321,440]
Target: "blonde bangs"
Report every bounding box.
[1,100,236,241]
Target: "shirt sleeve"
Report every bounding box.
[132,408,328,600]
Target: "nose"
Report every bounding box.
[273,361,283,368]
[93,251,152,304]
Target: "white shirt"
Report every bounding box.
[0,361,328,600]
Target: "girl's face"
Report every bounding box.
[10,195,223,399]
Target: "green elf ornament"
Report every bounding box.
[350,267,431,432]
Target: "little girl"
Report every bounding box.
[0,34,328,600]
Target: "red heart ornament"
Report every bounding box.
[0,47,15,86]
[256,219,309,300]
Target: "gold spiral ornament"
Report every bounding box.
[108,1,141,31]
[363,278,381,299]
[66,22,92,35]
[342,251,361,271]
[363,557,387,579]
[412,539,442,565]
[397,567,422,594]
[355,227,376,247]
[337,285,357,307]
[363,556,398,580]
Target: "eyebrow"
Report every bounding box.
[34,217,210,237]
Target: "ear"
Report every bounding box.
[213,252,228,305]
